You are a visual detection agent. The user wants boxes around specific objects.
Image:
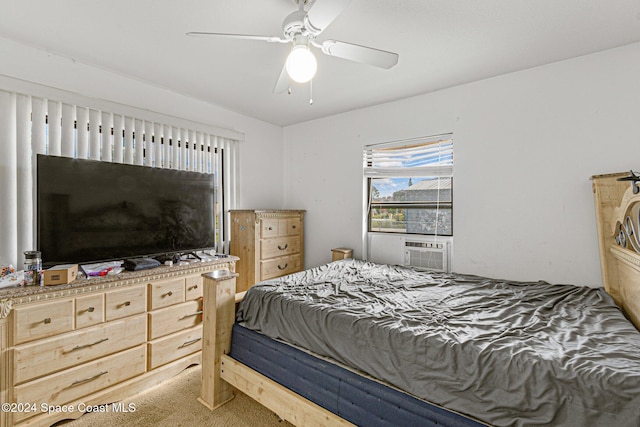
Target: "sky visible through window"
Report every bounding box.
[373,177,426,199]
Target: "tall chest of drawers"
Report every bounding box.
[0,258,237,427]
[230,210,305,293]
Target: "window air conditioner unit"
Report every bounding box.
[403,239,451,272]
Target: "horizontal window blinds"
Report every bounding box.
[363,135,453,178]
[0,89,238,268]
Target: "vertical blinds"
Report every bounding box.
[0,89,239,268]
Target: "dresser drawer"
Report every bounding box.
[285,216,302,236]
[13,299,74,345]
[148,300,202,340]
[13,345,146,423]
[261,236,301,259]
[260,254,303,280]
[148,278,185,310]
[75,293,105,329]
[148,325,203,369]
[105,285,146,321]
[260,217,302,238]
[260,218,281,238]
[14,314,146,385]
[185,275,203,300]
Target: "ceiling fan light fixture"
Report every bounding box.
[286,44,317,83]
[187,0,400,95]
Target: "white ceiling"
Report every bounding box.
[2,0,640,127]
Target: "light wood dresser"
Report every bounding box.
[230,210,305,293]
[0,257,237,427]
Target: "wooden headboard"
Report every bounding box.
[592,172,640,330]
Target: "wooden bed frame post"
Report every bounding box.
[198,273,356,426]
[199,270,239,410]
[591,173,630,304]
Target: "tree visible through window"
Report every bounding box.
[364,136,453,236]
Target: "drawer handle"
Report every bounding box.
[277,244,288,250]
[118,301,131,308]
[268,226,273,231]
[43,317,52,324]
[87,306,95,313]
[178,337,202,349]
[66,337,109,353]
[278,263,288,270]
[292,225,296,229]
[179,311,203,320]
[162,291,173,297]
[188,284,198,291]
[70,371,109,387]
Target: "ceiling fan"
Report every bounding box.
[186,0,399,94]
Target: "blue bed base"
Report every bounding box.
[230,324,485,427]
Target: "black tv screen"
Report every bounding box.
[37,155,215,267]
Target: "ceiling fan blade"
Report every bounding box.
[320,40,399,69]
[305,0,352,34]
[186,32,287,43]
[273,63,290,94]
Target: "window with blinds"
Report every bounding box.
[363,135,453,236]
[0,90,239,268]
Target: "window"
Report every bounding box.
[364,135,453,236]
[0,89,240,270]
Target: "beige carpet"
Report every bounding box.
[56,366,294,427]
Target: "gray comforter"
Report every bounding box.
[236,259,640,426]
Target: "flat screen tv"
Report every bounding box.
[37,155,215,267]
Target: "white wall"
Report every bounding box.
[283,42,640,287]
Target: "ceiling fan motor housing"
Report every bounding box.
[283,10,316,40]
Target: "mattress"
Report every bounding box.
[236,259,640,426]
[230,323,484,427]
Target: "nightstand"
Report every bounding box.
[331,248,353,261]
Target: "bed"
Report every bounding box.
[199,171,640,427]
